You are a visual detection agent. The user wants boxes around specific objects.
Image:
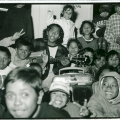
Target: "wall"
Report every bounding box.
[31,4,93,39]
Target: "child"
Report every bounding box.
[48,77,90,117]
[1,67,70,118]
[0,46,12,89]
[32,23,70,91]
[92,65,116,94]
[82,47,94,66]
[93,4,111,38]
[77,20,98,50]
[67,38,83,67]
[88,71,120,117]
[47,5,75,46]
[107,50,120,73]
[104,4,120,53]
[91,49,107,77]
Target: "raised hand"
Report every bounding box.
[12,29,25,41]
[79,99,90,117]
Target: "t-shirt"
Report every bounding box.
[1,102,70,118]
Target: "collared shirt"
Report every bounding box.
[104,13,120,53]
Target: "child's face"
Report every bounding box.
[5,80,39,118]
[82,23,93,35]
[115,6,120,15]
[47,26,60,44]
[102,77,119,100]
[94,57,106,69]
[0,51,10,70]
[50,91,68,108]
[68,42,79,56]
[63,8,72,20]
[16,45,30,60]
[108,55,119,68]
[100,11,109,18]
[83,52,93,64]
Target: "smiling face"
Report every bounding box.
[102,77,119,100]
[82,23,93,35]
[63,8,73,20]
[108,55,119,68]
[5,80,39,118]
[50,91,68,108]
[16,45,30,60]
[0,51,10,70]
[94,57,106,69]
[47,25,60,45]
[68,41,79,57]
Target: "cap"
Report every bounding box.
[99,4,112,13]
[49,80,70,95]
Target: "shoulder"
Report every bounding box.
[0,111,13,118]
[39,102,70,118]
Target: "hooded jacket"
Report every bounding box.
[88,72,120,117]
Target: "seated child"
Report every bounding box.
[1,67,70,118]
[48,77,90,117]
[0,46,12,89]
[92,65,116,94]
[67,38,83,67]
[107,50,120,74]
[77,20,98,50]
[90,49,107,78]
[5,38,32,69]
[32,23,70,91]
[88,71,120,117]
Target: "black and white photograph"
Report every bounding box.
[0,1,119,119]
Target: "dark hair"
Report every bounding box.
[93,49,106,61]
[79,20,95,38]
[95,65,116,82]
[67,38,83,51]
[43,24,64,45]
[106,50,119,61]
[60,4,75,22]
[81,47,94,55]
[4,67,42,95]
[15,38,33,51]
[0,46,11,58]
[29,63,42,77]
[99,4,112,13]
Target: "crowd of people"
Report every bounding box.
[0,3,120,118]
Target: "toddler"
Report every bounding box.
[47,4,75,46]
[77,20,98,50]
[1,67,70,118]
